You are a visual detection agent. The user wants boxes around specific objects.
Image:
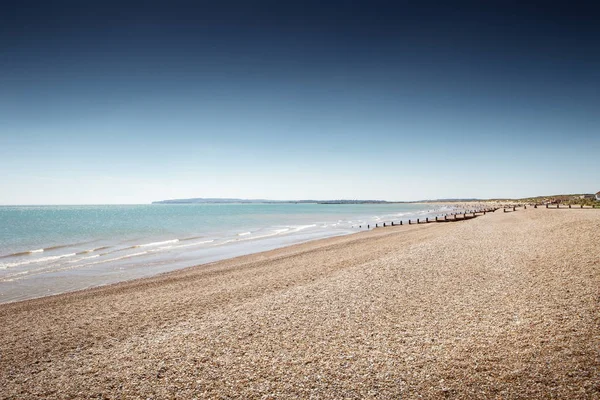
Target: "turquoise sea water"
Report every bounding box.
[0,203,453,303]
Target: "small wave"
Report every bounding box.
[0,241,107,259]
[216,226,309,246]
[138,238,216,252]
[135,239,179,248]
[168,240,214,249]
[0,253,77,269]
[101,241,173,256]
[68,254,100,263]
[113,251,149,260]
[67,251,151,270]
[44,244,71,251]
[76,246,111,255]
[180,236,204,242]
[99,247,132,256]
[292,224,317,232]
[92,245,111,252]
[238,232,251,236]
[1,251,150,282]
[0,248,45,259]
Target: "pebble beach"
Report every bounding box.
[1,207,598,399]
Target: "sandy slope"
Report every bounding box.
[1,208,598,399]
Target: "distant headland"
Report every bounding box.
[152,193,599,205]
[151,198,392,205]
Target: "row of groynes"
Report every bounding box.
[357,202,599,230]
[357,207,498,229]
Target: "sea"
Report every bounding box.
[0,203,456,303]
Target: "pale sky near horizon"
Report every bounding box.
[1,1,599,205]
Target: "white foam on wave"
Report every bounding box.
[78,246,110,254]
[0,253,77,269]
[125,251,149,258]
[68,254,99,263]
[166,239,215,250]
[0,251,153,282]
[0,248,163,281]
[56,251,150,271]
[217,225,309,246]
[238,232,251,236]
[136,239,179,248]
[1,253,91,280]
[240,231,287,241]
[0,248,46,259]
[292,224,317,232]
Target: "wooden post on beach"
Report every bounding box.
[513,206,516,211]
[376,223,378,228]
[417,218,420,224]
[391,221,394,226]
[400,220,403,225]
[435,216,438,221]
[534,204,537,208]
[383,222,386,227]
[581,204,583,209]
[557,204,559,209]
[408,220,411,225]
[546,204,548,208]
[569,204,571,209]
[444,215,447,221]
[368,225,370,229]
[426,217,429,223]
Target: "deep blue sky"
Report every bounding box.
[1,1,599,204]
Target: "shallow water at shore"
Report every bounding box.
[0,203,458,303]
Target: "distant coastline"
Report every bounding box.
[152,193,599,205]
[151,197,483,205]
[151,198,393,205]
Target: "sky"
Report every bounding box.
[1,1,599,204]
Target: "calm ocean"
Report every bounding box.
[0,203,453,303]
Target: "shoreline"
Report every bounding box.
[0,219,440,308]
[0,204,490,306]
[1,208,598,398]
[0,203,467,304]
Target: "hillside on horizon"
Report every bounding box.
[152,198,390,204]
